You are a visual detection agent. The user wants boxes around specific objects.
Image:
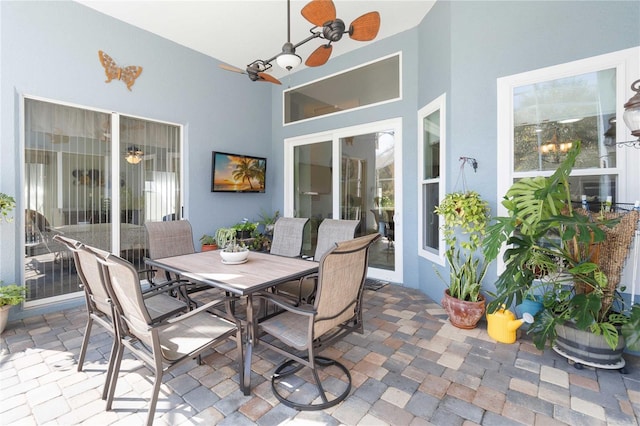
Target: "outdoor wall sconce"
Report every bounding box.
[621,78,640,148]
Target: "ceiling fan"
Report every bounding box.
[220,0,380,85]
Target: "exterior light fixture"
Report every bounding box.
[623,79,640,144]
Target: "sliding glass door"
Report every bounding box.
[286,119,402,283]
[23,97,182,305]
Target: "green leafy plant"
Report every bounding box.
[434,191,491,302]
[0,193,16,222]
[232,219,258,237]
[199,234,217,246]
[0,283,26,306]
[482,140,635,350]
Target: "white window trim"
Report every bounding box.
[495,46,640,273]
[418,93,446,265]
[282,52,403,126]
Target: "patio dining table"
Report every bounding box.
[144,249,318,395]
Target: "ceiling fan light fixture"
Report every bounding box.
[125,146,144,165]
[276,42,302,70]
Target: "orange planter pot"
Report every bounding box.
[441,289,485,329]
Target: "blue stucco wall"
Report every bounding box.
[0,1,272,318]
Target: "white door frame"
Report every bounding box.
[284,118,403,283]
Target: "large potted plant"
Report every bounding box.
[483,140,640,367]
[434,190,492,329]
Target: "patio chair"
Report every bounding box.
[269,217,309,257]
[53,235,188,400]
[145,220,212,302]
[93,249,243,426]
[25,209,64,259]
[256,233,380,410]
[276,219,360,303]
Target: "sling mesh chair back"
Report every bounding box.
[92,248,243,426]
[269,217,309,257]
[257,232,380,410]
[145,220,211,300]
[277,219,360,303]
[54,234,188,401]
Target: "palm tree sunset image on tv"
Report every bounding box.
[212,152,266,193]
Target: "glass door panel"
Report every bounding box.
[287,120,401,282]
[340,131,395,272]
[24,99,183,304]
[24,99,111,302]
[294,141,332,256]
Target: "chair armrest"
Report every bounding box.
[165,296,239,324]
[255,291,316,317]
[141,278,190,298]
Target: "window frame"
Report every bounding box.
[418,93,446,265]
[496,47,640,272]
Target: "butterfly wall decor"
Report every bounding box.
[98,50,143,91]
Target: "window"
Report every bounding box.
[499,49,639,209]
[284,53,401,124]
[418,94,446,263]
[497,47,639,269]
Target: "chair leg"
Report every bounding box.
[101,337,119,400]
[146,362,164,426]
[106,340,125,411]
[270,355,352,411]
[77,317,93,372]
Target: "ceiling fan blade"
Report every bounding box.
[301,0,336,26]
[257,72,282,85]
[349,11,381,41]
[305,44,332,67]
[219,63,246,74]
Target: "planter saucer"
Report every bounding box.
[221,258,248,265]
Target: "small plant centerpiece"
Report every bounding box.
[199,234,218,251]
[214,227,237,250]
[434,190,492,329]
[220,239,249,264]
[0,283,26,334]
[482,140,640,367]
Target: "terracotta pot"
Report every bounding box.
[0,305,11,335]
[441,289,486,329]
[201,244,218,252]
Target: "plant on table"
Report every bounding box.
[215,227,237,249]
[482,140,639,351]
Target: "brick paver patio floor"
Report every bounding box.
[1,284,639,425]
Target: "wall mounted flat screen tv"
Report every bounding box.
[211,151,266,193]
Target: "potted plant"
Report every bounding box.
[220,239,249,264]
[482,140,640,366]
[0,283,26,334]
[258,209,280,236]
[434,190,492,329]
[199,234,218,251]
[232,219,258,240]
[215,227,237,250]
[0,192,16,222]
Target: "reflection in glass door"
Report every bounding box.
[23,97,183,305]
[287,119,401,282]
